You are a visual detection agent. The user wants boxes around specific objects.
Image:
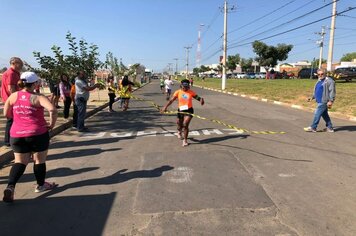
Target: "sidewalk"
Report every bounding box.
[0,85,146,166]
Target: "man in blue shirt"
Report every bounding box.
[304,68,336,132]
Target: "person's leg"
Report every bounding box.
[64,97,71,118]
[310,103,326,130]
[109,94,115,111]
[76,98,86,131]
[54,95,60,108]
[4,118,13,146]
[321,107,333,129]
[182,116,192,146]
[176,116,184,139]
[72,103,78,128]
[3,152,30,202]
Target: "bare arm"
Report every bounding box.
[161,96,177,112]
[8,84,17,94]
[37,95,58,130]
[3,93,17,118]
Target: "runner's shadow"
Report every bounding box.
[334,126,356,132]
[0,167,99,185]
[36,165,174,199]
[48,148,121,160]
[190,135,249,144]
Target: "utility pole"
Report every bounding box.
[327,0,337,71]
[184,46,192,79]
[316,26,326,69]
[168,63,173,75]
[222,0,228,90]
[173,58,179,77]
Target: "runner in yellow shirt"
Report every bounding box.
[162,79,205,147]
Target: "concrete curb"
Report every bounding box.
[194,85,356,123]
[0,82,150,168]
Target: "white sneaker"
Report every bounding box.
[304,127,317,132]
[323,127,335,133]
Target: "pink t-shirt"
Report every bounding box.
[10,91,48,138]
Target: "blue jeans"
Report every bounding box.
[75,97,87,131]
[311,103,333,129]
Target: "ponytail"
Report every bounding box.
[18,79,35,89]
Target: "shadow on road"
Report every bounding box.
[334,126,356,132]
[0,167,99,185]
[48,148,121,160]
[36,165,174,199]
[0,192,116,236]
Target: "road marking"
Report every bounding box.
[167,167,193,183]
[278,173,295,178]
[80,132,106,138]
[291,104,302,109]
[137,131,157,137]
[110,132,134,138]
[261,98,268,102]
[274,101,282,105]
[241,94,247,97]
[202,129,224,135]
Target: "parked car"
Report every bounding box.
[334,67,356,82]
[246,72,256,79]
[255,72,266,79]
[235,73,248,79]
[297,68,318,79]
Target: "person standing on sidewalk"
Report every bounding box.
[59,74,72,119]
[70,79,78,129]
[1,57,23,147]
[107,76,116,112]
[304,68,336,132]
[75,71,100,132]
[3,72,58,203]
[161,79,205,147]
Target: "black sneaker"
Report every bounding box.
[3,186,14,203]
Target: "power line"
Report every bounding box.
[228,0,298,34]
[228,6,356,50]
[229,0,338,46]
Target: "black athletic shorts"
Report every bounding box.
[177,107,194,119]
[10,132,50,153]
[50,84,60,96]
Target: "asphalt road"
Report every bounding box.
[0,80,355,236]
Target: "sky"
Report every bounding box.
[0,0,355,72]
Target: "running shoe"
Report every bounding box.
[304,127,317,132]
[323,127,335,133]
[35,182,58,193]
[3,185,14,203]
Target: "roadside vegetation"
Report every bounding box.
[184,76,356,117]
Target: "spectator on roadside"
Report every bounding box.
[3,72,58,203]
[304,68,336,133]
[75,71,100,132]
[70,79,78,129]
[107,76,116,112]
[189,77,194,86]
[59,74,72,119]
[119,75,133,111]
[49,78,60,108]
[0,57,23,147]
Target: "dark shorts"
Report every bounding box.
[177,107,194,119]
[50,85,60,96]
[10,132,50,153]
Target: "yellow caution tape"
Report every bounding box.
[130,95,286,135]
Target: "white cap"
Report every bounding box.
[20,72,39,83]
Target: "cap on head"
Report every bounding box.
[20,72,39,84]
[181,79,190,87]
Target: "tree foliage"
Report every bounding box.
[105,52,127,77]
[252,41,293,69]
[33,32,102,81]
[226,54,241,72]
[340,52,356,62]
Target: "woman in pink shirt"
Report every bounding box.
[59,74,72,119]
[3,72,58,203]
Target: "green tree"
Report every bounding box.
[311,58,327,68]
[33,31,102,82]
[340,52,356,62]
[193,67,200,75]
[0,67,7,73]
[240,58,254,72]
[226,54,241,72]
[252,41,293,70]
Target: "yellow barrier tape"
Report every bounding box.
[129,95,286,135]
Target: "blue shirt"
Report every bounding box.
[315,79,324,103]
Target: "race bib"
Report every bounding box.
[179,105,189,111]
